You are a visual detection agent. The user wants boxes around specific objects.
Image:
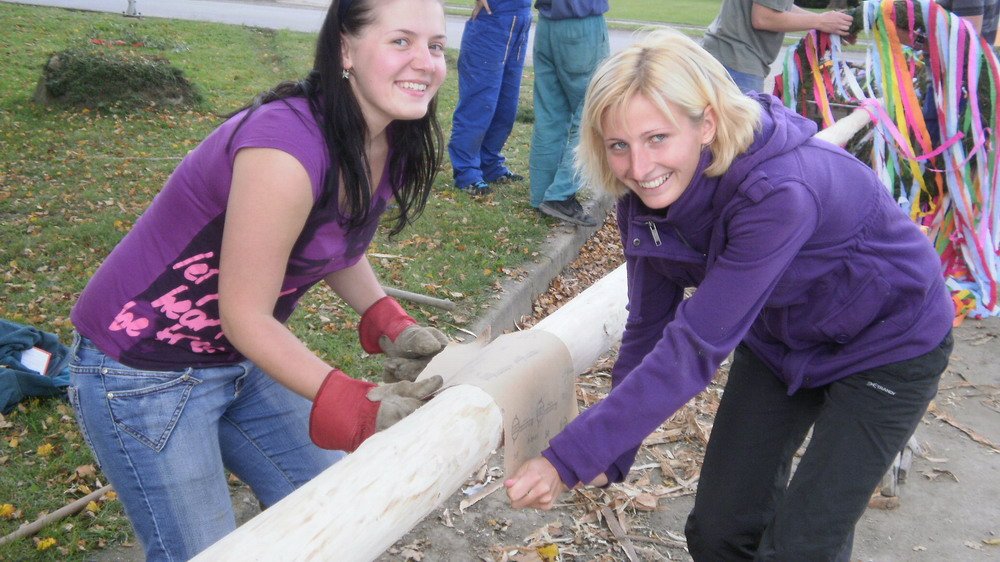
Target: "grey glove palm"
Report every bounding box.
[367,375,443,431]
[379,325,449,382]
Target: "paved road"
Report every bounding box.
[3,0,838,80]
[1,0,647,65]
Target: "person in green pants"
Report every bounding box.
[529,0,609,226]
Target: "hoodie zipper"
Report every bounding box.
[646,221,662,247]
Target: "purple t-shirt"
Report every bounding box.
[71,97,393,369]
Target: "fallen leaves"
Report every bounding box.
[535,543,559,561]
[74,464,97,481]
[921,467,960,482]
[35,536,57,550]
[386,538,429,561]
[927,403,1000,453]
[0,503,19,519]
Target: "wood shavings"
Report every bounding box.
[599,506,639,561]
[459,480,504,513]
[922,467,960,482]
[439,508,454,528]
[386,539,429,561]
[928,404,1000,453]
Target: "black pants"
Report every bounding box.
[685,334,953,561]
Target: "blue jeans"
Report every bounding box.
[529,14,609,207]
[724,65,765,95]
[448,9,532,188]
[67,334,344,561]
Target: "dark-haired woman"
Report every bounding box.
[67,0,449,558]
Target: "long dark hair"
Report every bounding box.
[228,0,443,237]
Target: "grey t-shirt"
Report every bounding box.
[702,0,794,78]
[938,0,999,44]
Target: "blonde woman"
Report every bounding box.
[506,29,953,560]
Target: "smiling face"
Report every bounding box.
[601,94,716,210]
[341,0,447,133]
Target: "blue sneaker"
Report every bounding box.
[457,180,492,197]
[487,172,524,185]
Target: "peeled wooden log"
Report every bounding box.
[194,385,502,561]
[533,264,630,375]
[815,107,873,147]
[193,263,629,561]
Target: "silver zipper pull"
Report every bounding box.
[646,221,662,247]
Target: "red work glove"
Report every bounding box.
[309,369,377,452]
[309,369,443,452]
[358,296,416,354]
[359,296,448,382]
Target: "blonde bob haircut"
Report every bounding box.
[577,28,761,198]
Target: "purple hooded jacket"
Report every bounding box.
[541,95,954,487]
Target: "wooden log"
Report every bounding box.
[533,263,629,374]
[195,385,502,561]
[194,264,629,561]
[814,107,873,147]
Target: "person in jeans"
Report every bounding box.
[703,0,853,93]
[67,0,449,558]
[448,0,532,196]
[529,0,609,226]
[506,30,953,561]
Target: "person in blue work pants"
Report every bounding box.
[529,0,609,226]
[448,0,532,196]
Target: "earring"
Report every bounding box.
[342,69,350,80]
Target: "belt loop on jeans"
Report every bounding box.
[69,330,82,358]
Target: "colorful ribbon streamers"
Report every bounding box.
[778,0,1000,320]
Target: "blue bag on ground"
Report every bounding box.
[0,318,71,414]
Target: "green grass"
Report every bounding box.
[607,0,723,27]
[0,3,547,558]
